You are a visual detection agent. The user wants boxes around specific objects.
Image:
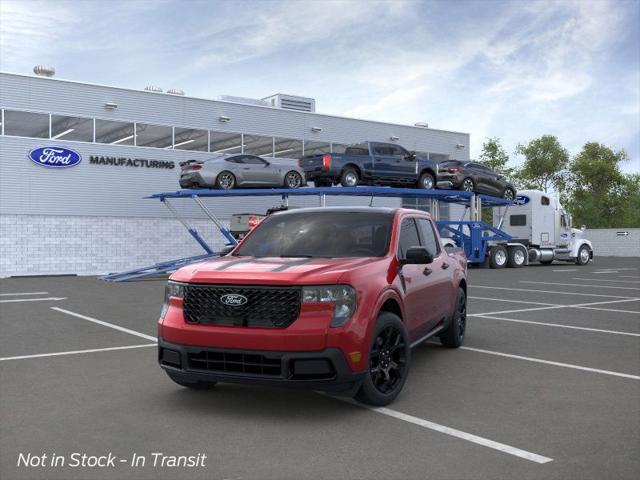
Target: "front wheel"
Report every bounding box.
[461,177,475,192]
[284,171,303,189]
[417,172,435,189]
[355,312,410,406]
[440,287,467,348]
[576,245,591,265]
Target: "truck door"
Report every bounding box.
[558,210,571,246]
[372,144,415,182]
[371,143,396,182]
[397,218,447,341]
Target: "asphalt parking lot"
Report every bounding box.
[1,257,639,480]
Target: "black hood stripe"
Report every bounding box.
[215,258,257,271]
[271,258,314,272]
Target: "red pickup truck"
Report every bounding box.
[158,207,467,405]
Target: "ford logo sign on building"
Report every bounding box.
[220,294,248,307]
[28,146,82,168]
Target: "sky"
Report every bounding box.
[1,0,638,172]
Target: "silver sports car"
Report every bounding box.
[179,154,307,189]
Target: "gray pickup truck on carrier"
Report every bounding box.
[299,141,445,189]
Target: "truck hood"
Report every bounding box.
[170,256,385,285]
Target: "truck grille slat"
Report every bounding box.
[183,284,301,328]
[187,350,283,376]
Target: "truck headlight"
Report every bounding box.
[160,281,185,318]
[302,285,356,327]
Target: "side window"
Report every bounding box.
[243,155,267,165]
[510,215,527,226]
[226,156,244,164]
[541,196,550,206]
[398,218,421,259]
[417,218,440,255]
[373,145,392,156]
[561,214,567,228]
[389,145,408,157]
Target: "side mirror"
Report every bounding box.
[581,225,586,231]
[400,246,434,265]
[405,151,416,160]
[219,245,235,256]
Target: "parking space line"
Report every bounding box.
[470,314,640,337]
[0,344,156,362]
[471,285,637,299]
[620,275,640,279]
[0,297,66,303]
[473,298,640,317]
[573,278,640,284]
[460,346,640,380]
[469,296,558,307]
[340,399,553,464]
[552,269,578,272]
[521,281,640,291]
[51,307,156,342]
[0,292,49,296]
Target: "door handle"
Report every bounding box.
[242,167,250,170]
[423,267,432,276]
[441,262,450,270]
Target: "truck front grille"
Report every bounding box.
[182,284,301,328]
[187,349,282,376]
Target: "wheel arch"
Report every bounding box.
[419,167,436,179]
[342,163,362,177]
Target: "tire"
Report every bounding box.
[440,287,467,348]
[166,372,216,390]
[489,245,508,269]
[355,312,410,406]
[503,187,515,201]
[576,245,591,265]
[284,171,303,189]
[461,177,475,192]
[507,246,526,268]
[417,172,435,189]
[216,171,236,190]
[340,168,359,187]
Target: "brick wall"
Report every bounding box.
[0,215,230,277]
[586,228,640,257]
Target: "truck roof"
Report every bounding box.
[271,206,431,217]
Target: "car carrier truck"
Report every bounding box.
[482,189,593,268]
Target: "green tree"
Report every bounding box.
[566,142,636,228]
[515,135,569,193]
[479,137,513,176]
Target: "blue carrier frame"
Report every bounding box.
[101,186,512,281]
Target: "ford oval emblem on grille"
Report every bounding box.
[220,294,248,306]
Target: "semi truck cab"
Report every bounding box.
[493,190,593,265]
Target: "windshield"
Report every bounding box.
[233,211,393,258]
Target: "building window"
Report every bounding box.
[135,123,173,149]
[51,114,94,142]
[95,119,135,145]
[173,127,208,151]
[303,140,331,156]
[3,110,49,138]
[210,131,243,154]
[244,134,274,156]
[273,137,303,159]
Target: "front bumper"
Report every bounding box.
[158,337,364,395]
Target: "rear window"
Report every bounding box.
[345,143,370,155]
[234,211,393,258]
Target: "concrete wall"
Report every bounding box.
[587,228,640,257]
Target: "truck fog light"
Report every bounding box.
[160,281,185,318]
[302,285,356,327]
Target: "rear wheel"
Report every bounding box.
[576,245,591,265]
[166,373,216,390]
[489,245,508,269]
[355,312,410,406]
[440,288,467,348]
[507,245,526,268]
[461,177,475,192]
[417,172,435,189]
[284,171,303,189]
[340,168,359,187]
[216,171,236,189]
[503,187,516,201]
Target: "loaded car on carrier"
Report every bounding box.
[158,207,467,405]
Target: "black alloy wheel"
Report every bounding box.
[462,178,475,192]
[369,325,408,394]
[503,188,515,200]
[284,171,303,189]
[216,171,236,189]
[440,287,467,348]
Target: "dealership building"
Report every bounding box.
[0,69,470,277]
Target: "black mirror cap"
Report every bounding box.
[400,246,434,265]
[219,245,235,256]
